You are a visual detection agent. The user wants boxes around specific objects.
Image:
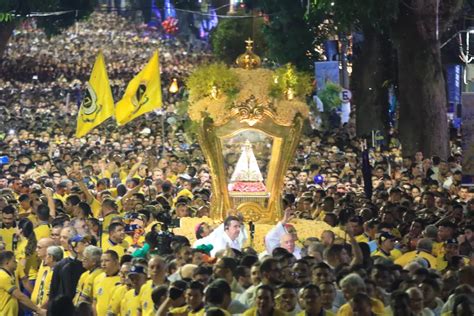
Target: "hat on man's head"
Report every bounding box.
[378,232,396,243]
[423,225,438,239]
[128,264,148,276]
[445,238,458,245]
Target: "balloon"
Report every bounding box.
[314,174,324,185]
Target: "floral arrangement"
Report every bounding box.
[162,17,179,35]
[269,64,313,100]
[187,65,309,125]
[229,181,267,192]
[186,62,240,103]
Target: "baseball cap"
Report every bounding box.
[128,264,147,276]
[378,232,396,243]
[445,238,458,245]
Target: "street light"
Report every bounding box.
[169,78,178,93]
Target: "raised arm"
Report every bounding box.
[345,224,363,267]
[41,187,56,218]
[70,170,95,204]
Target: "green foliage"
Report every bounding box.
[269,64,313,99]
[310,0,399,33]
[182,119,199,140]
[175,100,189,117]
[186,62,240,101]
[318,82,342,111]
[0,0,96,35]
[259,0,314,70]
[210,13,266,65]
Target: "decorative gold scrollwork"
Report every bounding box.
[230,95,276,126]
[237,202,264,222]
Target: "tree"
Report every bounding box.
[393,0,462,159]
[210,11,266,65]
[312,0,397,139]
[310,0,462,158]
[0,0,96,57]
[259,0,314,70]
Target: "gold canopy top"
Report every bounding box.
[236,38,261,70]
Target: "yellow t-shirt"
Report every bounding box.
[15,238,40,280]
[108,284,129,315]
[170,305,205,316]
[336,298,386,316]
[140,280,158,316]
[80,268,103,303]
[432,242,444,257]
[53,192,68,204]
[34,224,51,241]
[27,214,38,227]
[90,199,102,218]
[31,263,51,306]
[102,212,118,232]
[355,234,370,243]
[74,270,90,306]
[93,273,121,316]
[297,310,335,316]
[372,249,402,261]
[394,250,438,270]
[0,227,15,251]
[121,289,142,316]
[102,239,129,258]
[0,268,18,316]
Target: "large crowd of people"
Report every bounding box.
[0,9,473,316]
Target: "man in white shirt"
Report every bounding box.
[265,209,302,259]
[193,215,246,257]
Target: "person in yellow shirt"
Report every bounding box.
[100,198,120,232]
[0,251,46,316]
[348,216,368,243]
[93,250,121,316]
[168,281,205,316]
[74,245,103,306]
[107,262,132,315]
[30,238,55,307]
[53,181,69,204]
[120,264,149,316]
[33,205,51,241]
[297,284,335,316]
[336,273,385,316]
[0,206,16,251]
[15,218,40,288]
[348,293,378,316]
[102,222,129,258]
[140,256,169,316]
[372,232,401,261]
[394,238,438,269]
[242,285,286,316]
[18,194,32,216]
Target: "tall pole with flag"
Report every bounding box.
[115,51,162,125]
[75,51,114,138]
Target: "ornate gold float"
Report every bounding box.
[186,40,311,223]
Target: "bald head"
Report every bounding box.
[37,238,55,260]
[416,238,433,253]
[280,233,295,254]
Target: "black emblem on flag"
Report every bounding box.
[132,83,149,114]
[80,83,102,123]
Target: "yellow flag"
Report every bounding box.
[116,51,162,125]
[75,52,114,138]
